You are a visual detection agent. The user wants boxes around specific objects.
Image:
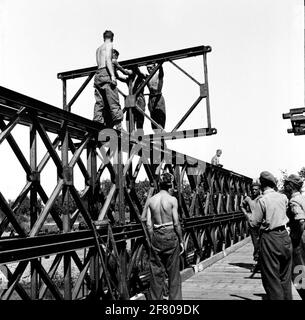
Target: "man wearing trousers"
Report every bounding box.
[93,30,123,130]
[250,171,292,300]
[143,173,184,300]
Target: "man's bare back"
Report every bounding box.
[148,191,177,225]
[96,42,110,68]
[96,41,116,84]
[144,187,183,250]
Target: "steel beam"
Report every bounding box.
[57,45,212,80]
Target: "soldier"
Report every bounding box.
[250,171,292,300]
[284,174,305,299]
[240,182,262,269]
[142,173,184,300]
[93,30,123,130]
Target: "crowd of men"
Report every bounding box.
[241,171,305,300]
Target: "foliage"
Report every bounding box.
[298,167,305,179]
[135,179,150,206]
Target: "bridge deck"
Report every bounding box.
[182,238,301,300]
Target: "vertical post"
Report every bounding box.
[30,124,38,299]
[62,79,72,300]
[87,141,99,295]
[203,53,212,129]
[117,135,129,299]
[127,81,135,222]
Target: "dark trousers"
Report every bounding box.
[148,94,166,130]
[260,229,293,300]
[249,225,260,261]
[149,228,182,300]
[290,223,305,300]
[126,93,145,130]
[93,68,123,127]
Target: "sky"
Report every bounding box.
[0,0,304,200]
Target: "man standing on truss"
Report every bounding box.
[143,172,184,300]
[112,50,146,134]
[93,30,123,130]
[147,63,166,132]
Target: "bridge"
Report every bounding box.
[0,45,274,300]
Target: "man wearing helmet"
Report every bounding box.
[142,172,184,300]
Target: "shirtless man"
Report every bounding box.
[211,149,223,167]
[147,63,166,132]
[93,30,123,130]
[142,172,184,300]
[112,49,132,80]
[125,66,147,133]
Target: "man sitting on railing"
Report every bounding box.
[142,172,184,300]
[93,30,123,130]
[211,149,223,167]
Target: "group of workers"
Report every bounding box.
[93,30,166,133]
[92,30,305,301]
[143,169,305,301]
[241,171,305,300]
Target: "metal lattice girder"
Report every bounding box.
[0,45,252,300]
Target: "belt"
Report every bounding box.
[269,225,286,232]
[153,222,174,230]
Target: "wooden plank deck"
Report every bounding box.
[182,237,301,300]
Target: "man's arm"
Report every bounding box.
[159,65,164,78]
[172,197,184,253]
[113,60,133,76]
[240,197,252,222]
[145,205,153,238]
[105,43,116,84]
[290,199,305,219]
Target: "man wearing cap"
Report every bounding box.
[93,30,123,130]
[250,171,292,300]
[146,64,166,131]
[241,182,262,267]
[142,172,184,300]
[284,174,305,299]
